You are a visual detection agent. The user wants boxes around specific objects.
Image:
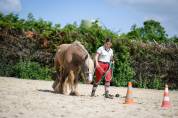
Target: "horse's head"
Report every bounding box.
[82,54,95,83]
[70,41,95,83]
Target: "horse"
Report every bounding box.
[52,41,94,96]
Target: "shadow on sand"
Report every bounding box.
[37,89,59,94]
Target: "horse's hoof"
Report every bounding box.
[63,92,69,95]
[74,91,80,96]
[70,91,80,96]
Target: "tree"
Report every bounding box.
[27,13,35,21]
[126,20,168,42]
[143,20,167,42]
[127,24,143,40]
[170,35,178,43]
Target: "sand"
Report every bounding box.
[0,77,178,118]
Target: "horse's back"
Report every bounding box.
[55,41,89,69]
[54,44,71,70]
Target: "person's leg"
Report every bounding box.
[104,69,113,99]
[91,82,99,96]
[91,64,104,97]
[104,81,113,99]
[104,81,110,94]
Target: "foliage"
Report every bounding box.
[0,63,15,77]
[169,35,178,43]
[112,39,135,87]
[0,12,178,89]
[14,60,52,80]
[130,41,178,89]
[127,20,168,42]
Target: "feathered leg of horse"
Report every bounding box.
[52,78,59,92]
[68,70,75,95]
[59,68,71,95]
[69,69,80,96]
[52,50,64,92]
[52,61,65,93]
[73,75,80,96]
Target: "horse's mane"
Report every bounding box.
[72,41,89,56]
[72,41,94,74]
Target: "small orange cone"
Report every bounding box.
[161,84,171,109]
[124,82,134,104]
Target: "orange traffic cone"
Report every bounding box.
[161,84,171,109]
[124,82,134,104]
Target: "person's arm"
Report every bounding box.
[111,56,114,64]
[95,53,104,72]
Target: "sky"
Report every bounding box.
[0,0,178,37]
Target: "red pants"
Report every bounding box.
[95,62,112,83]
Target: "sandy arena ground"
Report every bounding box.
[0,77,178,118]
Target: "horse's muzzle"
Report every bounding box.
[87,73,93,83]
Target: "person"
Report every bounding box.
[91,38,114,99]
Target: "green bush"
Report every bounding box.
[14,60,52,80]
[111,39,135,87]
[0,63,15,77]
[1,13,178,89]
[112,60,135,87]
[135,74,164,89]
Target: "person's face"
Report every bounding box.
[104,42,112,49]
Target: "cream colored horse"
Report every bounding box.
[52,41,94,95]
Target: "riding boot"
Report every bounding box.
[91,83,98,97]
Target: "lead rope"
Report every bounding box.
[103,62,114,79]
[93,61,114,81]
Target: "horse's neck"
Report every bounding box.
[73,41,89,55]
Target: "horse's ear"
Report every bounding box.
[84,54,88,60]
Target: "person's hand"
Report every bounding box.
[96,62,104,73]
